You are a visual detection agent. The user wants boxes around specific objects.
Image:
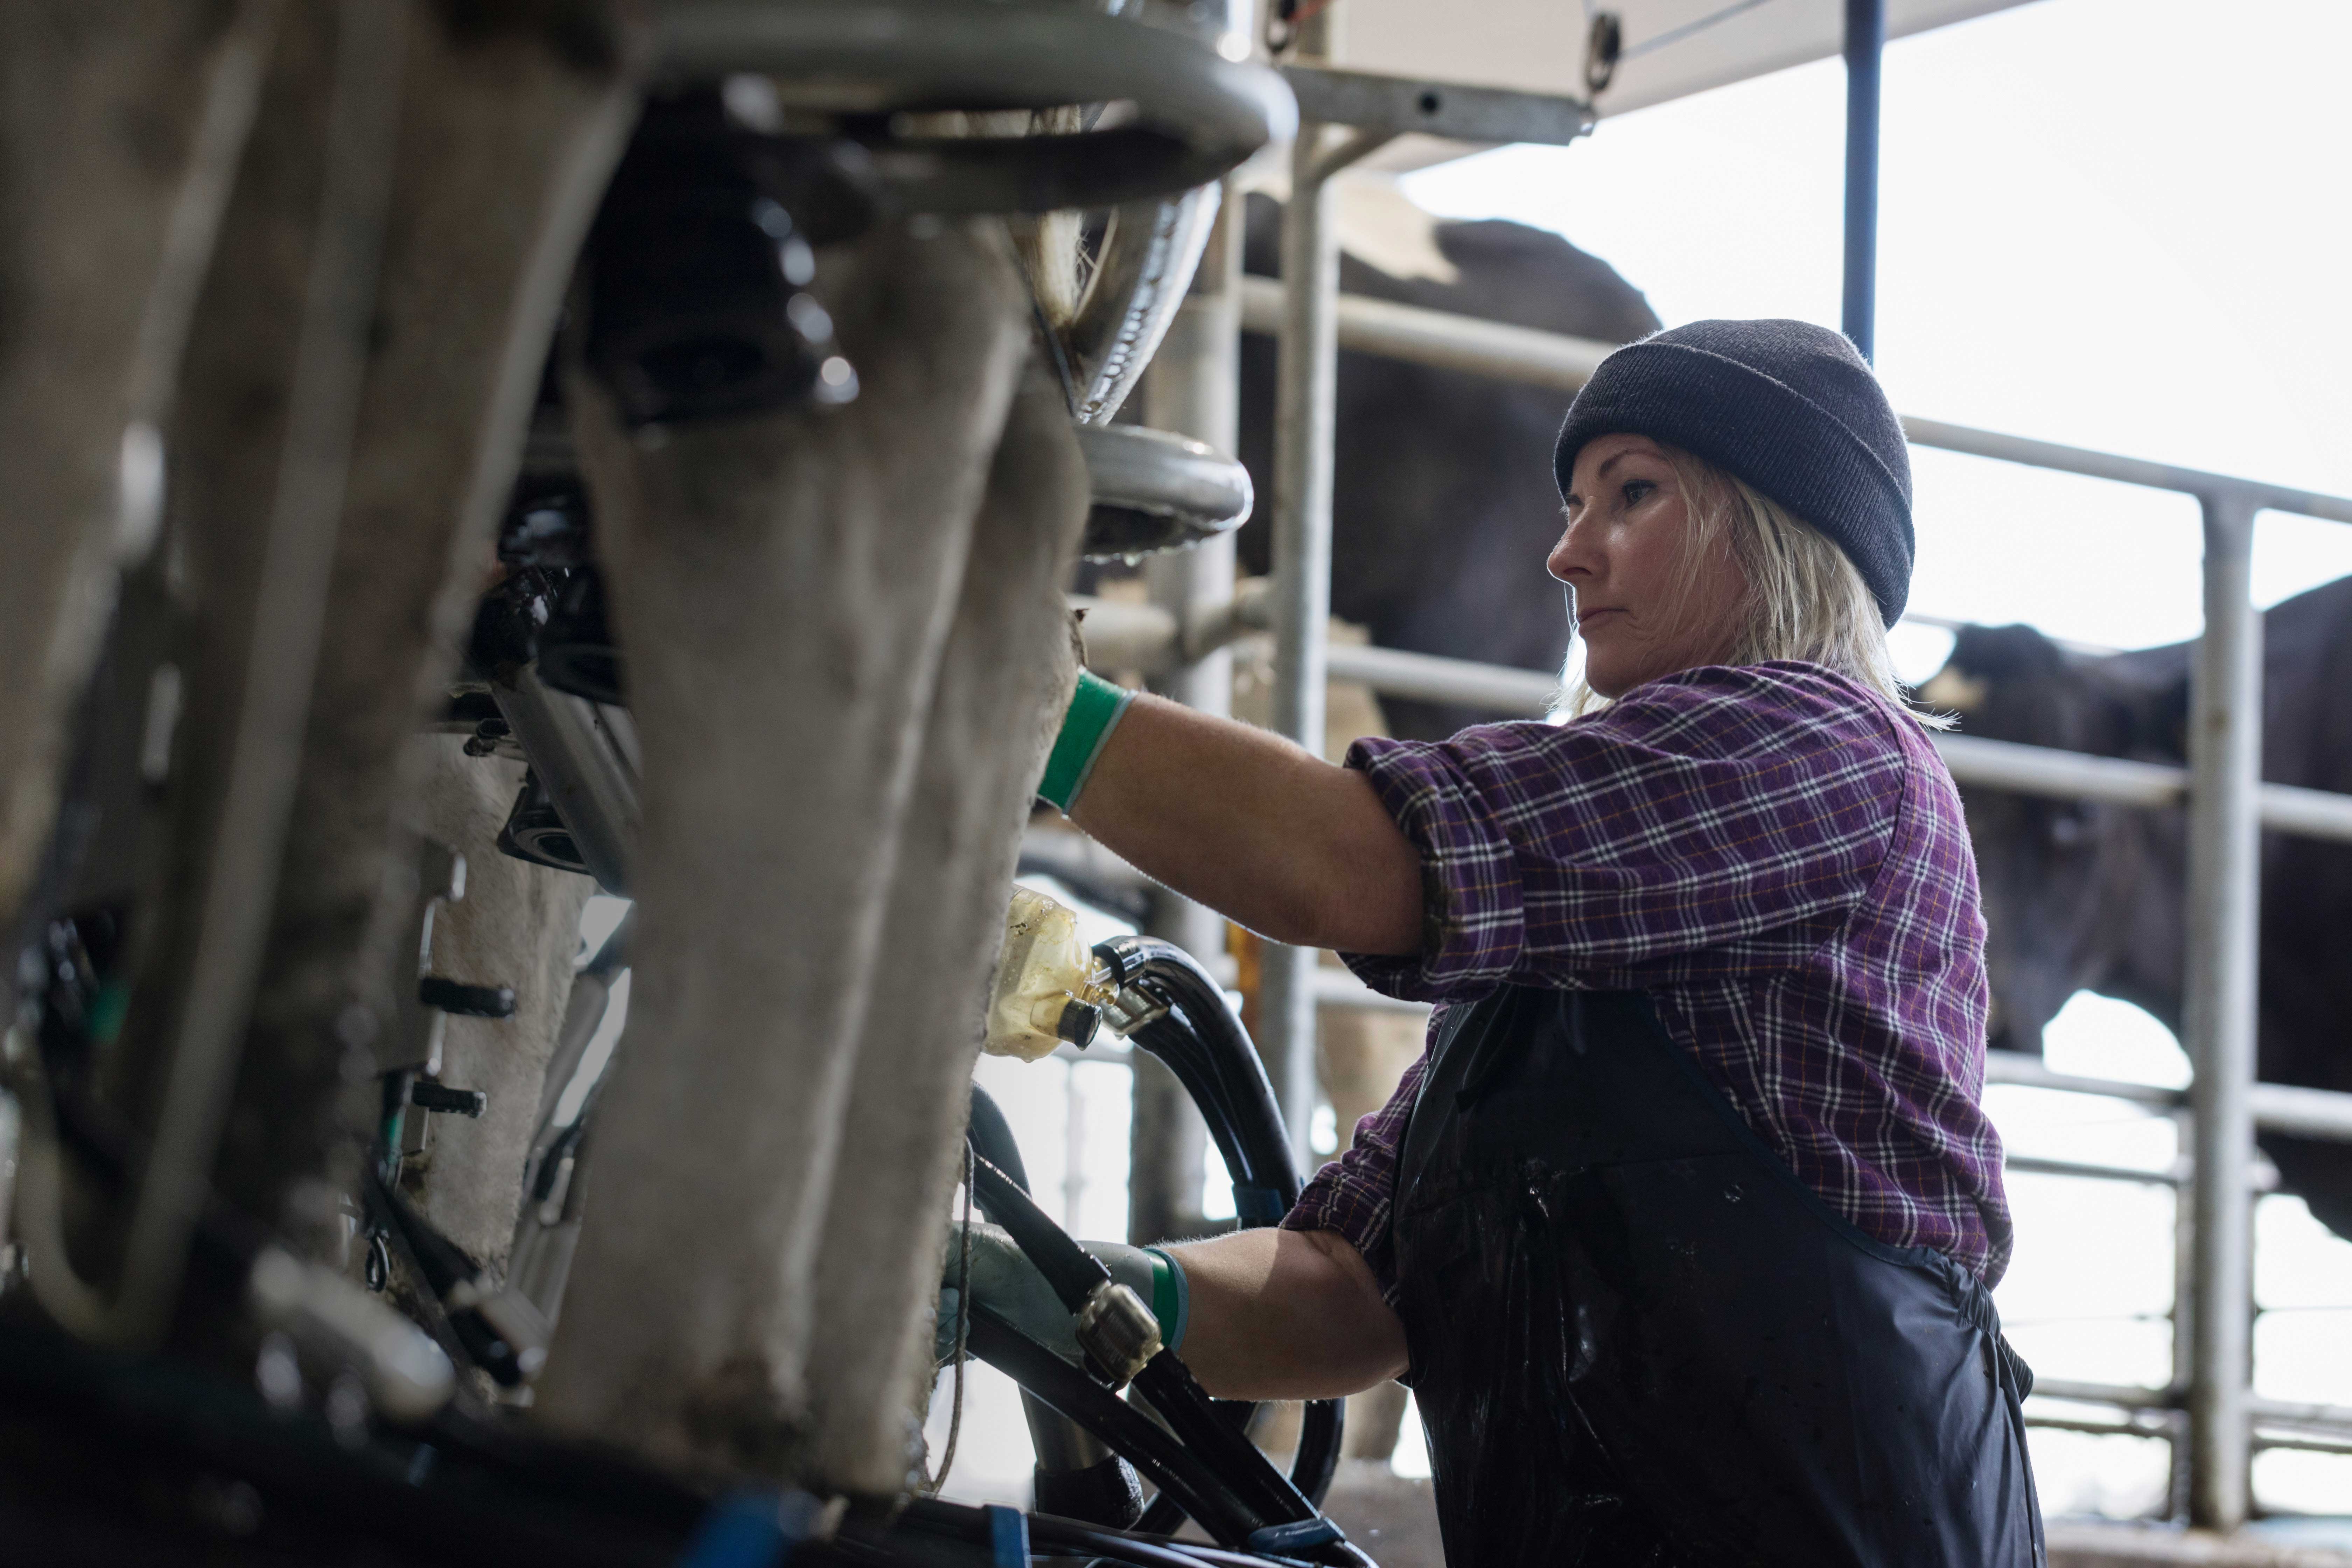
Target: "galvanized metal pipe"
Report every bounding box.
[2249,1394,2352,1431]
[2035,1376,2183,1412]
[2185,494,2263,1530]
[2171,1101,2198,1522]
[1261,124,1348,1170]
[2005,1153,2185,1188]
[1236,279,2352,529]
[1310,964,1433,1016]
[1134,182,1244,1241]
[1238,275,1610,391]
[1144,182,1242,735]
[1980,1051,2183,1109]
[1076,593,2352,847]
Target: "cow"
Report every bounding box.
[1923,574,2352,1241]
[1233,187,1662,740]
[0,0,1149,1510]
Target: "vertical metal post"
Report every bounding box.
[1132,184,1244,1241]
[2169,1104,2198,1521]
[1263,126,1344,1169]
[1145,183,1241,742]
[2185,492,2263,1530]
[1841,0,1884,362]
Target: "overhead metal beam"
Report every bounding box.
[1279,64,1594,146]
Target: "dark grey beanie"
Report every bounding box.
[1552,318,1914,624]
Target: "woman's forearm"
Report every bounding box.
[1066,694,1422,956]
[1162,1227,1408,1401]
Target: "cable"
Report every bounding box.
[963,1307,1260,1545]
[921,1142,976,1495]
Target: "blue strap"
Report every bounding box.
[1247,1518,1343,1554]
[678,1490,824,1568]
[1232,1183,1288,1226]
[983,1504,1030,1568]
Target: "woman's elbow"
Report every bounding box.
[1323,834,1426,955]
[1256,869,1420,956]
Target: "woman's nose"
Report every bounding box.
[1547,519,1590,584]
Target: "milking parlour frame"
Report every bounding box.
[1095,59,2352,1539]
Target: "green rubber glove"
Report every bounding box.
[935,1221,1186,1367]
[1036,670,1134,813]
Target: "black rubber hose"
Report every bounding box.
[964,1083,1030,1194]
[962,1307,1260,1547]
[1024,1514,1260,1568]
[362,1166,528,1387]
[965,1154,1111,1313]
[1286,1399,1344,1518]
[1094,936,1347,1512]
[953,1165,1335,1552]
[967,1084,1142,1527]
[1094,937,1295,1218]
[962,1147,1360,1564]
[899,1498,1300,1568]
[967,1122,1317,1539]
[1127,1353,1325,1541]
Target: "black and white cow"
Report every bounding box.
[1924,574,2352,1240]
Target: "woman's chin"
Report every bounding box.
[1581,660,1632,699]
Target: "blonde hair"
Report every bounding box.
[1559,444,1949,729]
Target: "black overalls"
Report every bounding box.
[1390,985,2043,1567]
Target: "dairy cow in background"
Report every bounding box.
[1923,575,2352,1240]
[1233,187,1662,740]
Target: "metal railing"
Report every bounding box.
[1121,98,2352,1525]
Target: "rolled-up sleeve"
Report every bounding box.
[1338,665,1906,1002]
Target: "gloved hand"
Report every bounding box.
[935,1222,1186,1368]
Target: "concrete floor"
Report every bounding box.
[1314,1462,2352,1568]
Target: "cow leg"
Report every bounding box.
[805,364,1086,1495]
[397,737,594,1269]
[0,1,259,939]
[1,0,627,1351]
[10,0,403,1350]
[210,0,631,1251]
[532,222,1031,1479]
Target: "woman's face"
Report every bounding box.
[1548,433,1749,698]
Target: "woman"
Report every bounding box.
[957,319,2042,1566]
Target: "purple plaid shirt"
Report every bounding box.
[1284,661,2012,1286]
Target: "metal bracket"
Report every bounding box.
[1076,1279,1162,1386]
[1280,64,1595,147]
[1077,425,1253,561]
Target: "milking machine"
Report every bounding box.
[0,0,1305,1556]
